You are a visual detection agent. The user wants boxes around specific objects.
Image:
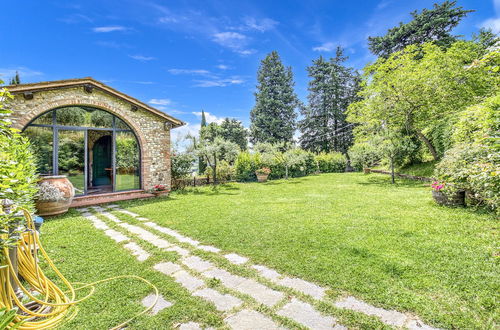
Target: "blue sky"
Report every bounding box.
[1,0,498,143]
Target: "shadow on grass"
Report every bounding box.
[357,175,425,189]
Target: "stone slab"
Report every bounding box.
[137,217,149,221]
[89,218,109,230]
[334,296,407,327]
[235,279,284,307]
[166,246,191,257]
[76,208,89,212]
[173,270,205,292]
[224,253,248,265]
[115,209,140,217]
[119,223,172,249]
[101,212,122,223]
[154,262,182,275]
[144,222,200,246]
[224,310,282,330]
[407,319,438,330]
[198,245,221,253]
[193,288,242,311]
[107,204,120,208]
[124,242,150,261]
[104,229,129,243]
[142,293,173,315]
[278,277,326,300]
[278,298,337,330]
[179,322,202,330]
[182,256,215,272]
[252,265,282,281]
[202,268,246,289]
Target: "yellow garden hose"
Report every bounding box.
[0,209,159,329]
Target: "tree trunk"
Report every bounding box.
[390,158,395,184]
[285,165,289,179]
[415,130,438,161]
[213,155,218,185]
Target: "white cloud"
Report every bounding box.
[481,18,500,34]
[92,26,129,33]
[129,55,156,61]
[212,32,246,47]
[193,78,244,88]
[148,98,172,106]
[168,69,212,76]
[171,122,199,149]
[0,67,43,81]
[192,111,224,124]
[312,42,336,52]
[242,17,278,32]
[216,64,230,70]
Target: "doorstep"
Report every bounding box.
[70,190,155,208]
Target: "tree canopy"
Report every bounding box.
[368,1,472,58]
[250,51,299,144]
[299,47,360,154]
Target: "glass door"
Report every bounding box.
[57,129,86,195]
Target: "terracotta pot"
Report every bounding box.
[35,176,75,216]
[363,168,371,174]
[432,190,465,207]
[152,190,169,197]
[256,174,269,183]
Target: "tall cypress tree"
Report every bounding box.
[9,71,20,85]
[250,51,298,144]
[198,110,208,173]
[299,47,359,154]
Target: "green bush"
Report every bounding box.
[315,152,347,173]
[0,85,38,255]
[171,151,195,180]
[435,143,499,212]
[348,142,380,171]
[235,152,262,181]
[205,160,235,183]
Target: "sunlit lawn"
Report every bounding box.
[43,173,498,328]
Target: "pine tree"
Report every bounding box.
[250,51,298,145]
[9,71,20,85]
[198,110,208,173]
[299,47,360,154]
[368,1,472,58]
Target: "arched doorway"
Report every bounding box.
[22,106,141,195]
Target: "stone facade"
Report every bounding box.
[8,82,180,192]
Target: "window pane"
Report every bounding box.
[116,131,140,191]
[23,126,53,175]
[115,117,131,130]
[30,110,53,125]
[58,130,85,194]
[56,107,113,128]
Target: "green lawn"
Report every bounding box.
[42,173,498,329]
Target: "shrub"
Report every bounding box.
[315,152,347,173]
[348,142,380,171]
[435,143,499,212]
[235,152,262,181]
[0,85,38,255]
[171,151,195,180]
[205,160,235,183]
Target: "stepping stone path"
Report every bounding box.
[278,298,341,330]
[78,206,438,330]
[141,293,173,315]
[225,310,283,330]
[224,253,248,265]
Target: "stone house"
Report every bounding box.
[6,77,184,205]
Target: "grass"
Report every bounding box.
[41,173,498,329]
[398,161,437,178]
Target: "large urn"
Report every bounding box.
[35,176,75,216]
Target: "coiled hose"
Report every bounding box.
[0,209,159,329]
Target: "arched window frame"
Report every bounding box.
[23,106,142,195]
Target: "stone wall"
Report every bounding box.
[8,86,172,191]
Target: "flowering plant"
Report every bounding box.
[255,167,271,175]
[431,181,445,192]
[153,184,168,191]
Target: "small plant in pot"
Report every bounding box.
[152,184,169,197]
[431,181,465,207]
[255,167,271,183]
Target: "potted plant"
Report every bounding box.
[35,176,75,216]
[431,181,465,207]
[152,184,169,197]
[255,167,271,183]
